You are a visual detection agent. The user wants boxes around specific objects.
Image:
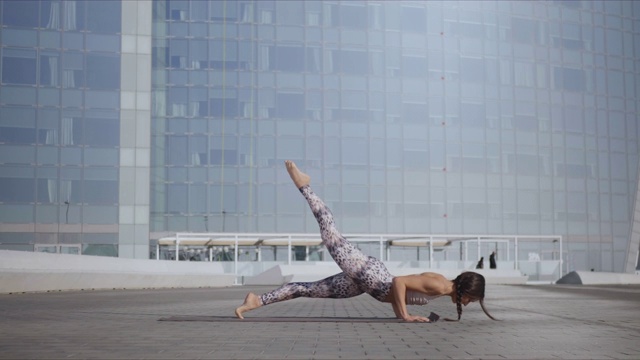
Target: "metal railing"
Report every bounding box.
[155,232,564,283]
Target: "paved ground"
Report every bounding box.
[1,284,639,359]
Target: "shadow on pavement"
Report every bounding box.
[159,315,407,323]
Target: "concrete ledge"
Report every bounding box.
[556,271,640,285]
[0,250,235,294]
[243,264,528,285]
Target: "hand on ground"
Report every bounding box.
[403,315,431,322]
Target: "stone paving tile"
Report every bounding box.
[1,284,640,359]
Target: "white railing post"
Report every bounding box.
[175,233,180,261]
[514,237,519,271]
[429,236,434,269]
[234,236,239,285]
[386,240,391,261]
[379,236,384,261]
[464,241,468,262]
[559,236,563,277]
[287,235,292,265]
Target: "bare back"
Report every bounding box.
[383,272,452,303]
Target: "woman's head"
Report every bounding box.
[446,272,498,321]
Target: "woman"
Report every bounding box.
[235,161,498,322]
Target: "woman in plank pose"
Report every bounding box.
[236,161,498,322]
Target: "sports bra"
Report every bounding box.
[406,290,442,305]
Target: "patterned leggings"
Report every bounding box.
[259,185,394,306]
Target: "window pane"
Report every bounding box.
[2,48,37,85]
[167,136,188,165]
[63,32,84,50]
[84,181,118,204]
[0,145,35,164]
[402,6,426,32]
[0,177,35,202]
[86,1,121,34]
[84,148,118,166]
[86,34,119,52]
[84,117,119,147]
[0,205,34,222]
[333,50,368,75]
[0,107,36,144]
[342,138,367,165]
[2,0,38,27]
[83,244,118,257]
[402,56,427,77]
[276,2,304,25]
[269,46,305,71]
[276,93,304,118]
[461,58,484,83]
[85,90,119,109]
[168,184,188,213]
[86,54,120,89]
[36,167,58,203]
[62,52,85,89]
[189,185,207,214]
[83,233,118,244]
[83,206,117,224]
[39,52,60,87]
[2,29,38,47]
[39,31,61,48]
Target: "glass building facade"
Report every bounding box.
[0,0,151,258]
[1,0,640,273]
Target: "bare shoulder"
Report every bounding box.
[397,272,446,282]
[421,273,453,294]
[418,272,447,279]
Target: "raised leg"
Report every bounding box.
[284,160,394,302]
[285,160,310,188]
[285,161,368,278]
[299,185,370,278]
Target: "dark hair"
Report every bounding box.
[445,272,499,321]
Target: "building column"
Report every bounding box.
[118,0,152,259]
[627,156,640,273]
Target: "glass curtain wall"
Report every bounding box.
[150,1,640,272]
[0,0,122,256]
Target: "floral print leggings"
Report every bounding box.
[259,185,394,306]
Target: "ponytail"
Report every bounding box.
[479,299,499,321]
[444,279,463,321]
[444,272,500,321]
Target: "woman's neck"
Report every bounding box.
[445,279,456,297]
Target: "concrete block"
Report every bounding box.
[556,271,640,285]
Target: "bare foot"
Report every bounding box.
[235,292,261,319]
[285,160,310,188]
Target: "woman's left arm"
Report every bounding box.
[389,296,402,319]
[390,276,430,322]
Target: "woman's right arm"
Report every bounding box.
[390,276,431,322]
